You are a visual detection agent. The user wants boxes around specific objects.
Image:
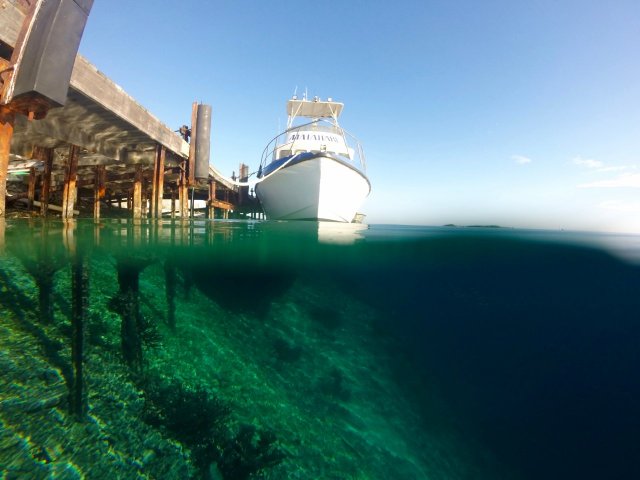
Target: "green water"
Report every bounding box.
[1,219,639,479]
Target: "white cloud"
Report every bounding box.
[579,173,640,188]
[594,164,639,173]
[512,154,532,165]
[598,200,640,213]
[573,155,603,169]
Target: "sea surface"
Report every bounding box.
[1,219,639,480]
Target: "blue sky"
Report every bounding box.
[79,1,640,233]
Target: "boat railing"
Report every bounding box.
[258,119,366,175]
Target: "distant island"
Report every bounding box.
[443,224,505,229]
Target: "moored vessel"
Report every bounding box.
[255,96,370,222]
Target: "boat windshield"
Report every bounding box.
[259,118,366,174]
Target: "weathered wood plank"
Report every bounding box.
[69,57,189,157]
[210,198,233,211]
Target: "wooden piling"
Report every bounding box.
[62,144,80,219]
[148,191,152,216]
[27,167,36,210]
[179,164,189,218]
[94,165,105,220]
[151,144,165,218]
[208,180,216,219]
[32,146,54,215]
[0,111,14,217]
[133,164,143,219]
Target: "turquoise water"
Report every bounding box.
[1,219,639,479]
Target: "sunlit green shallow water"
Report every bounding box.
[1,219,639,479]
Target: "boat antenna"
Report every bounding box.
[304,87,308,101]
[292,86,298,100]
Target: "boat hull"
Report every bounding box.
[256,154,370,222]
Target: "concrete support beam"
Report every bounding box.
[62,144,80,219]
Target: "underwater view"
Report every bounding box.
[1,219,639,480]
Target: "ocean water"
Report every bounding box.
[1,219,639,480]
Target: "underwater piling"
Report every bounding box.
[70,248,88,418]
[114,258,146,373]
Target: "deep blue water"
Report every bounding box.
[347,226,640,479]
[1,219,639,479]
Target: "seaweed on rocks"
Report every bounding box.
[216,425,285,480]
[139,316,163,349]
[142,377,230,476]
[164,259,178,329]
[318,367,351,402]
[142,377,285,479]
[272,337,303,364]
[308,303,343,331]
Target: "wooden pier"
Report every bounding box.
[0,1,260,220]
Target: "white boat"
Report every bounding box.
[255,96,371,222]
